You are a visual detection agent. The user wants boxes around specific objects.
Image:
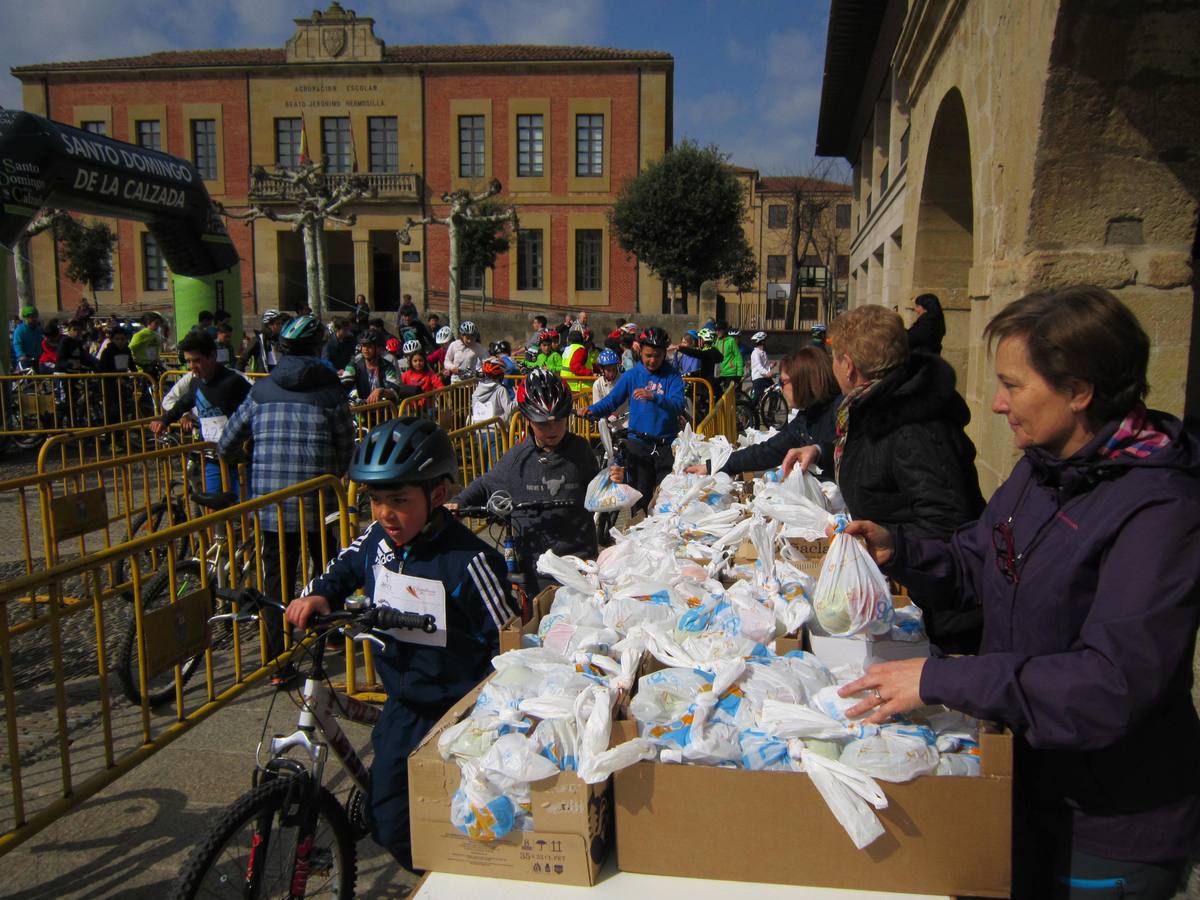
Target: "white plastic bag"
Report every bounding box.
[811,521,894,637]
[839,726,939,783]
[800,748,889,849]
[584,468,643,512]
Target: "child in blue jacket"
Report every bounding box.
[287,417,514,871]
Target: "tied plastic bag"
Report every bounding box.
[812,519,894,637]
[838,725,939,783]
[584,468,643,512]
[800,749,889,849]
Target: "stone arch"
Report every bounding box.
[911,86,974,383]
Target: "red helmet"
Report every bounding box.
[537,329,557,344]
[385,337,401,354]
[481,356,508,378]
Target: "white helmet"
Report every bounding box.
[402,339,422,355]
[752,331,767,343]
[261,308,283,326]
[459,320,477,335]
[435,326,452,344]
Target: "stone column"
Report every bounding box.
[352,233,372,307]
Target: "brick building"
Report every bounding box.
[10,3,673,319]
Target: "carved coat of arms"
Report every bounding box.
[322,26,347,57]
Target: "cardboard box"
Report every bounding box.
[807,633,931,668]
[409,676,612,886]
[499,586,556,653]
[612,718,1012,897]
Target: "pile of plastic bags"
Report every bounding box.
[445,430,973,849]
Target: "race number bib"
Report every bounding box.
[198,414,229,443]
[373,567,447,648]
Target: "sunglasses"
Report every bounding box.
[991,520,1019,583]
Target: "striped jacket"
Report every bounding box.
[304,513,514,712]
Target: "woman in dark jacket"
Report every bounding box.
[686,347,840,478]
[840,286,1200,899]
[788,304,985,652]
[906,293,945,355]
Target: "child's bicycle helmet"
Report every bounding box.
[349,417,458,486]
[518,368,573,422]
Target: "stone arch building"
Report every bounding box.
[817,0,1200,492]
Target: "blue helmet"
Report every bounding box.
[596,348,620,367]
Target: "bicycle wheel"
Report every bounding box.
[120,502,191,587]
[735,398,757,432]
[171,777,357,900]
[116,559,208,707]
[758,389,790,429]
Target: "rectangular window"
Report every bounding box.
[575,229,603,291]
[460,263,484,292]
[368,116,398,173]
[836,203,851,229]
[135,120,161,151]
[142,232,168,292]
[275,118,303,168]
[766,295,788,321]
[81,121,106,135]
[575,114,604,177]
[766,255,787,280]
[799,296,819,321]
[322,116,352,174]
[517,228,544,291]
[836,253,850,278]
[767,205,788,229]
[191,119,218,180]
[516,113,544,177]
[458,114,485,178]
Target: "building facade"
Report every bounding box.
[816,0,1200,494]
[720,170,851,331]
[11,3,672,319]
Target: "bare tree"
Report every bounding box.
[396,179,517,334]
[11,209,70,309]
[218,161,374,318]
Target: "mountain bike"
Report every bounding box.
[116,488,258,707]
[450,490,575,623]
[2,361,56,451]
[170,588,435,900]
[756,380,790,429]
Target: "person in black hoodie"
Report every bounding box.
[450,369,600,593]
[789,304,984,653]
[906,293,945,355]
[686,346,841,479]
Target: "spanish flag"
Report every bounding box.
[298,121,311,166]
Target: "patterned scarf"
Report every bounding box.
[1100,403,1170,460]
[833,379,878,481]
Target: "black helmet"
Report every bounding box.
[519,368,573,423]
[489,340,511,356]
[280,314,323,354]
[349,417,458,486]
[638,326,670,349]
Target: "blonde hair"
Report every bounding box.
[827,305,908,378]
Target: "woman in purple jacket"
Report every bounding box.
[839,286,1200,899]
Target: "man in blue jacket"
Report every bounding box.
[11,306,43,370]
[287,417,513,872]
[585,326,684,515]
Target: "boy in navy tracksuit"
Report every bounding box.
[585,327,685,515]
[287,417,513,872]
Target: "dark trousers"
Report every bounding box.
[626,437,674,516]
[260,528,326,660]
[751,376,773,403]
[368,700,446,871]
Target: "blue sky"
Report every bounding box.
[0,0,848,179]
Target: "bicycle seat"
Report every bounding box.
[193,489,240,511]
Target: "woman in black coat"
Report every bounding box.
[906,293,945,355]
[687,347,840,478]
[787,305,985,653]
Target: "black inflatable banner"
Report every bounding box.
[0,109,238,277]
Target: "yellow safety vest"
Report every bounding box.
[559,343,589,392]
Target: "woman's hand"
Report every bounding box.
[285,594,331,630]
[828,519,895,566]
[781,444,820,477]
[609,465,625,484]
[683,464,707,475]
[839,658,927,725]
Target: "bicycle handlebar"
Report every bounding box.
[451,497,576,520]
[213,587,436,634]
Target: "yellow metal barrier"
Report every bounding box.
[157,367,267,401]
[35,417,200,473]
[397,378,477,432]
[0,371,159,441]
[0,441,232,621]
[0,475,350,858]
[350,398,398,436]
[697,385,738,441]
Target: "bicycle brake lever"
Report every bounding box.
[210,612,258,625]
[351,632,388,652]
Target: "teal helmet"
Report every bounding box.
[279,315,323,354]
[350,417,458,486]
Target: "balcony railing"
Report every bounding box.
[247,168,422,203]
